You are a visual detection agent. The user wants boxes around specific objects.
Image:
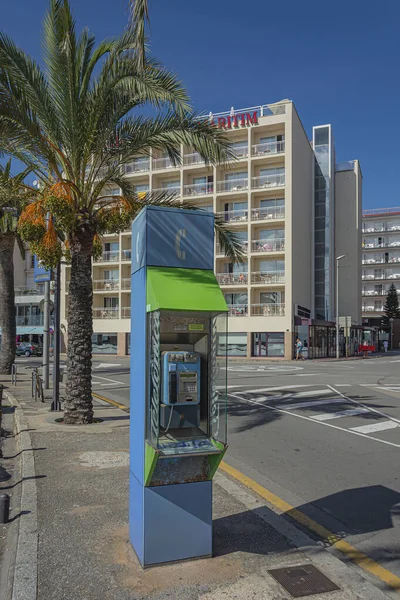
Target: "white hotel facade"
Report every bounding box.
[57,99,362,359]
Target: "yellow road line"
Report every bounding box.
[92,392,130,412]
[220,461,400,591]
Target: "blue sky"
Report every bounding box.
[1,0,399,208]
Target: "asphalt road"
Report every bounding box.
[16,353,400,584]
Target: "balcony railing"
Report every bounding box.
[362,306,382,313]
[252,140,285,156]
[152,157,177,170]
[183,152,205,166]
[227,304,248,317]
[216,273,248,285]
[217,178,248,193]
[251,239,285,253]
[251,271,285,284]
[252,173,285,189]
[16,316,44,326]
[251,303,285,316]
[93,308,119,319]
[93,279,119,291]
[362,227,387,233]
[122,278,131,290]
[362,290,387,296]
[216,241,248,254]
[217,209,248,223]
[362,257,400,264]
[152,186,180,196]
[95,250,119,262]
[183,182,213,196]
[15,286,43,296]
[121,249,132,261]
[124,159,150,174]
[121,307,131,319]
[251,206,285,221]
[232,145,248,158]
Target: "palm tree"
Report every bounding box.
[0,0,241,423]
[0,161,33,374]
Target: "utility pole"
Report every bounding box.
[336,255,346,360]
[42,280,50,389]
[51,262,61,411]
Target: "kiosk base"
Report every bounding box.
[130,472,212,567]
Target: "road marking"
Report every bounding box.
[334,384,352,387]
[312,408,369,421]
[225,365,303,373]
[95,363,122,369]
[228,393,400,449]
[219,461,400,591]
[91,374,124,385]
[92,392,129,412]
[233,384,314,394]
[327,384,400,425]
[351,421,399,434]
[277,398,345,411]
[291,373,329,377]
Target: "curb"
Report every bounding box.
[4,391,38,600]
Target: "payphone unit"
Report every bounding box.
[160,351,201,429]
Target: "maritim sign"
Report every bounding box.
[211,111,258,129]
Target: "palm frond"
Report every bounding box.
[128,0,149,69]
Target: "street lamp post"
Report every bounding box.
[336,255,346,360]
[390,317,395,351]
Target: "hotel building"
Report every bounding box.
[362,207,400,326]
[53,99,361,359]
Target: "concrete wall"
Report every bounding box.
[334,162,362,324]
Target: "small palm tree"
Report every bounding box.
[0,161,33,373]
[0,0,242,422]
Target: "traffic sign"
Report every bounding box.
[34,255,51,283]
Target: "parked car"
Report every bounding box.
[16,342,43,357]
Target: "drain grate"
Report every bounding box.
[268,564,340,597]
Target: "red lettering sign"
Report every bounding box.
[211,112,259,128]
[246,111,258,126]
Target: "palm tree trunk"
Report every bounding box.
[64,229,94,424]
[0,233,16,374]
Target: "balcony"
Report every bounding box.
[232,145,248,159]
[183,152,205,166]
[121,249,132,261]
[121,307,131,319]
[217,209,248,223]
[93,308,119,319]
[362,306,383,313]
[183,182,213,196]
[251,303,285,316]
[251,271,285,284]
[252,140,285,156]
[152,157,177,170]
[152,186,180,196]
[16,316,44,326]
[251,239,285,253]
[124,159,150,174]
[362,227,387,234]
[252,173,285,189]
[362,290,385,296]
[14,286,43,296]
[93,279,119,291]
[216,241,248,255]
[216,273,248,285]
[216,178,248,193]
[95,250,119,263]
[251,206,285,221]
[227,304,248,317]
[122,278,131,290]
[362,257,400,265]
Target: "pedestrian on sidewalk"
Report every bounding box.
[295,337,304,360]
[383,340,389,352]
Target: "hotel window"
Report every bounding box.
[134,183,149,192]
[231,140,248,156]
[162,179,180,189]
[224,171,247,191]
[104,297,119,308]
[103,269,119,282]
[260,291,283,306]
[217,332,247,357]
[259,134,285,153]
[30,254,35,269]
[259,259,284,273]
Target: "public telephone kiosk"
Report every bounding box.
[161,351,201,429]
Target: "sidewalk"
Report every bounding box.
[0,371,396,600]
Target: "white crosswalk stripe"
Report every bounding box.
[312,408,369,421]
[351,421,399,434]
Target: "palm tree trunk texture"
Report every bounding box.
[0,233,16,374]
[64,230,94,424]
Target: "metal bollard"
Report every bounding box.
[0,493,10,524]
[11,364,17,386]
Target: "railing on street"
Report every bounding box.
[122,278,131,290]
[183,182,213,196]
[121,307,131,318]
[251,239,285,253]
[251,206,285,221]
[124,158,150,174]
[121,249,132,261]
[251,173,285,189]
[251,271,285,284]
[16,316,44,326]
[93,279,119,291]
[183,152,205,166]
[227,304,248,317]
[216,178,248,193]
[252,140,285,156]
[216,273,248,285]
[251,303,285,316]
[93,308,119,319]
[217,209,248,223]
[95,250,120,263]
[152,157,177,170]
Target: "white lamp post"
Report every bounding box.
[336,255,346,359]
[390,317,395,351]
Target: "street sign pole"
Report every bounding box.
[51,263,61,411]
[42,281,50,389]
